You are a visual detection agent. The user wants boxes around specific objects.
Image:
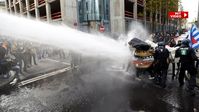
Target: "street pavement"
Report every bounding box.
[0,61,199,112]
[0,58,70,89]
[19,58,70,81]
[0,55,199,112]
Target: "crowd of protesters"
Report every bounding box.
[151,31,179,47]
[0,36,67,76]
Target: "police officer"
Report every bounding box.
[175,40,182,47]
[153,42,170,88]
[175,39,198,96]
[170,40,183,80]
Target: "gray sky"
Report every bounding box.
[182,0,199,22]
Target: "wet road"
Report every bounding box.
[0,68,199,112]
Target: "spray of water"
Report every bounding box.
[127,21,150,42]
[0,70,131,112]
[0,12,130,62]
[0,12,150,111]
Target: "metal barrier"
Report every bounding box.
[40,16,47,20]
[137,16,144,20]
[38,0,45,6]
[51,12,61,20]
[137,0,144,5]
[23,7,26,12]
[125,11,134,18]
[29,3,35,10]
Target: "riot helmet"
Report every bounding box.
[158,41,165,47]
[182,39,190,46]
[178,40,182,44]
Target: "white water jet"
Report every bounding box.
[127,21,150,42]
[0,12,130,62]
[0,13,152,112]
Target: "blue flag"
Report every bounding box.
[189,24,199,49]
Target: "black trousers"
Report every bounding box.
[172,62,175,79]
[154,63,168,86]
[155,68,168,86]
[179,63,196,90]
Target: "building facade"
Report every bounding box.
[5,0,178,35]
[5,0,63,23]
[0,1,6,11]
[77,0,111,32]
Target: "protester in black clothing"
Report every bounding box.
[29,46,37,65]
[175,39,198,96]
[153,42,170,88]
[169,38,176,47]
[14,45,26,73]
[169,40,182,79]
[0,45,6,60]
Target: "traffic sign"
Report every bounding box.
[99,25,105,32]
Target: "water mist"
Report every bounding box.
[0,12,130,62]
[0,12,150,112]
